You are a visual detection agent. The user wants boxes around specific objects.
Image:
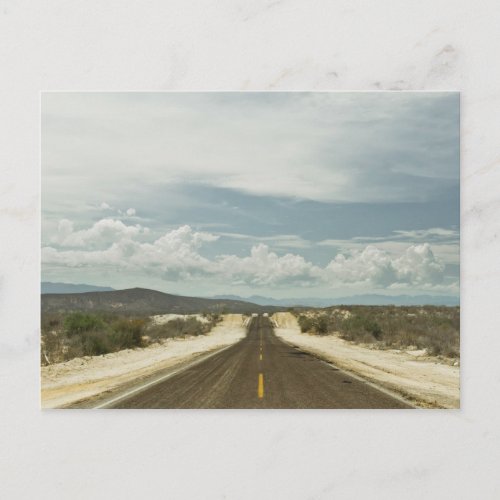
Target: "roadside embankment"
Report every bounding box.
[41,314,247,409]
[272,312,459,408]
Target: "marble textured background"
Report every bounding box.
[1,1,499,498]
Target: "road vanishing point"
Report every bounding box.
[100,316,413,409]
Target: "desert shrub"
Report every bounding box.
[40,310,222,365]
[41,312,149,364]
[365,319,382,339]
[80,331,111,356]
[298,313,336,335]
[340,314,383,343]
[179,317,203,336]
[298,315,313,333]
[64,312,105,336]
[147,316,217,341]
[305,305,460,358]
[327,313,344,332]
[110,318,145,349]
[424,326,460,357]
[314,314,330,335]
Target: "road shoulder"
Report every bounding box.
[272,312,459,409]
[41,314,247,409]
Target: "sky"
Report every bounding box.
[41,92,460,299]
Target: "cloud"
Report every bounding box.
[41,93,459,296]
[319,227,459,265]
[392,244,446,285]
[43,219,448,289]
[391,227,459,242]
[44,224,219,281]
[326,246,397,286]
[42,92,459,212]
[218,244,322,286]
[51,218,146,248]
[326,243,445,287]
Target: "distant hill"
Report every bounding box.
[212,294,459,307]
[212,294,309,307]
[329,294,459,306]
[41,282,115,294]
[41,287,281,315]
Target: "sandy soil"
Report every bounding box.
[41,314,247,409]
[272,312,460,408]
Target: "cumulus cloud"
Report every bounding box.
[326,244,445,287]
[136,225,219,280]
[326,246,397,286]
[44,224,219,281]
[41,93,458,296]
[43,219,447,289]
[392,244,446,285]
[318,227,459,266]
[51,218,145,248]
[218,244,322,286]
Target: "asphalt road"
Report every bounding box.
[109,316,412,409]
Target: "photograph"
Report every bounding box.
[41,91,460,409]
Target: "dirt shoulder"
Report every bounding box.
[41,314,247,409]
[272,312,459,409]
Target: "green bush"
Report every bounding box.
[297,315,313,333]
[340,314,383,342]
[365,319,383,340]
[41,312,148,364]
[81,331,111,356]
[64,312,105,336]
[314,315,330,335]
[298,314,332,335]
[111,318,145,349]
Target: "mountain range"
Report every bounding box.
[41,282,115,294]
[41,282,459,311]
[211,294,459,307]
[41,287,280,315]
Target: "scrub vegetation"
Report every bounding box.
[146,314,221,342]
[295,306,460,358]
[41,311,221,365]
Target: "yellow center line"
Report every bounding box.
[259,353,263,361]
[258,373,264,398]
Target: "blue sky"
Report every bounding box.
[41,92,459,299]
